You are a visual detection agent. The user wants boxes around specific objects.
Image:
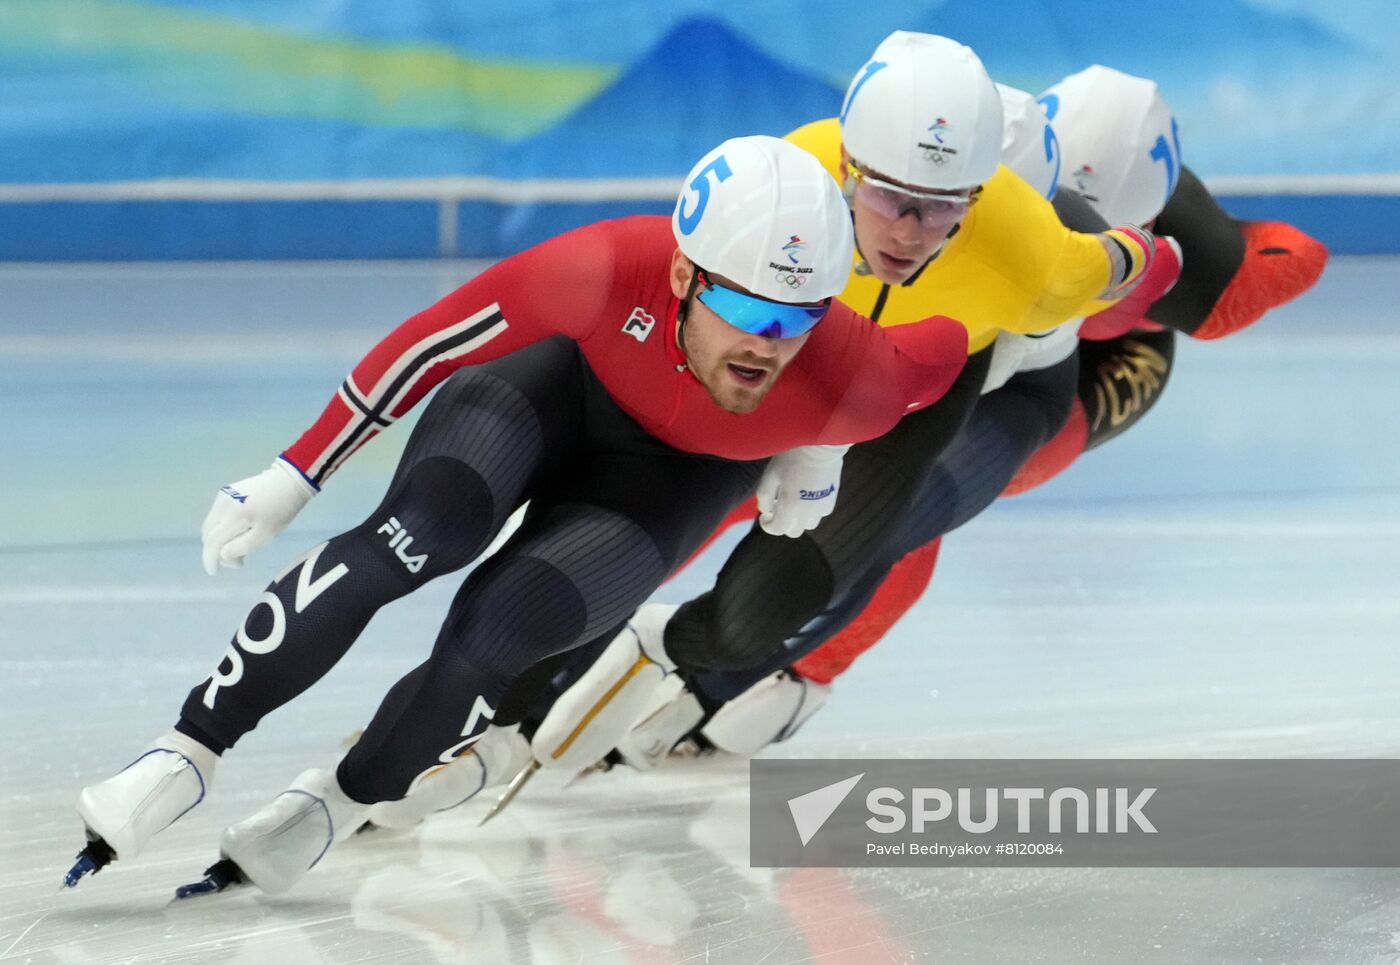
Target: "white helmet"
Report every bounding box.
[839,31,1003,191]
[672,135,853,303]
[996,83,1058,201]
[1039,65,1180,226]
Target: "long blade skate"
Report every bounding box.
[173,858,245,900]
[477,760,540,825]
[66,733,219,889]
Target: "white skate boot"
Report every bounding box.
[66,731,219,887]
[610,669,830,771]
[367,725,532,829]
[531,603,679,773]
[182,767,370,897]
[614,674,706,771]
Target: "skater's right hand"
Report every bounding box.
[755,444,849,538]
[201,457,317,575]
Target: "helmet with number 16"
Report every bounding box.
[1040,65,1180,226]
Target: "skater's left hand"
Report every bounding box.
[1081,235,1182,340]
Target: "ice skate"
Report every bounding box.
[613,673,705,772]
[530,603,679,774]
[178,767,368,898]
[65,731,219,887]
[366,725,531,830]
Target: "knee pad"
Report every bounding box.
[439,556,589,680]
[437,502,670,692]
[668,537,835,674]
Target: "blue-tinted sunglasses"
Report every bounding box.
[695,269,831,340]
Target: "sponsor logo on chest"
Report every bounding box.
[622,306,656,343]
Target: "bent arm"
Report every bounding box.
[283,227,611,485]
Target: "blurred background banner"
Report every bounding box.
[2,0,1396,259]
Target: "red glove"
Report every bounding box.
[1079,235,1181,341]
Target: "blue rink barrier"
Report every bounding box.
[0,191,1391,261]
[1215,194,1400,257]
[0,198,675,261]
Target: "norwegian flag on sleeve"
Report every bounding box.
[284,304,511,485]
[279,216,637,485]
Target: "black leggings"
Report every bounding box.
[177,338,763,802]
[683,350,1079,702]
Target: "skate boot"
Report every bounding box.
[614,674,706,771]
[182,767,369,897]
[367,725,532,829]
[66,731,219,887]
[531,603,679,773]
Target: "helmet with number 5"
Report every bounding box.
[1039,65,1180,226]
[839,31,1004,191]
[673,135,854,303]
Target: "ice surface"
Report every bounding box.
[2,257,1398,963]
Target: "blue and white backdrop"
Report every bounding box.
[1,0,1394,259]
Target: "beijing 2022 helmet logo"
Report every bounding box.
[919,119,958,165]
[770,234,813,288]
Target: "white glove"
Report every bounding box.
[201,457,317,575]
[755,444,849,538]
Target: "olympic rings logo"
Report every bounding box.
[775,271,808,288]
